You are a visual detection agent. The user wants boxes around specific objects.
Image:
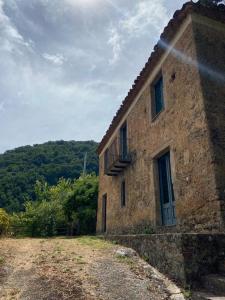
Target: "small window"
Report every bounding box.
[121,180,126,207]
[152,75,164,119]
[120,122,128,160]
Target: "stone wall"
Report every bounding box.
[193,15,225,229]
[96,15,225,235]
[106,233,225,287]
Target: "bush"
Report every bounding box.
[10,175,98,237]
[0,208,10,236]
[63,174,98,235]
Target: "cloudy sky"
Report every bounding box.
[0,0,189,153]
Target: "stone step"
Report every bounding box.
[201,274,225,294]
[192,291,225,300]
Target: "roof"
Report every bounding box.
[97,1,225,155]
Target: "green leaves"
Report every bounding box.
[0,208,10,235]
[63,174,99,235]
[10,174,99,237]
[0,140,98,212]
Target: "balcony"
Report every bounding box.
[104,136,132,176]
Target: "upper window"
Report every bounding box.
[121,180,126,207]
[152,75,164,119]
[120,122,128,160]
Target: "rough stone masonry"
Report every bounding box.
[96,1,225,286]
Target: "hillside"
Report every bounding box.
[0,140,98,212]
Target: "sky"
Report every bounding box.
[0,0,190,154]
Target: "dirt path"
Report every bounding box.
[0,237,184,300]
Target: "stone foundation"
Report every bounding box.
[106,233,225,287]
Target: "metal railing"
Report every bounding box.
[105,136,132,174]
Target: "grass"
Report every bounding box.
[0,256,5,264]
[72,255,86,264]
[116,255,135,266]
[182,287,192,299]
[76,236,113,249]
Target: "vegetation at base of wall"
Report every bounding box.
[182,287,192,300]
[4,174,98,237]
[0,140,98,213]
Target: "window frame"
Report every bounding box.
[151,73,165,121]
[119,121,128,160]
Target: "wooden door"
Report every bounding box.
[158,152,176,226]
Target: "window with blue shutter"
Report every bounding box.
[153,76,164,118]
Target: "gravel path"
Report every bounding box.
[0,237,184,300]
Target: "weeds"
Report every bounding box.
[0,256,5,264]
[182,287,192,299]
[76,236,112,249]
[116,255,134,266]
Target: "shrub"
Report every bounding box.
[0,208,10,236]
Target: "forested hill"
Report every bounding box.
[0,140,98,212]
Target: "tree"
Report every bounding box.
[10,179,73,237]
[0,140,98,212]
[0,208,10,235]
[64,174,98,235]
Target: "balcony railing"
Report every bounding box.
[104,137,132,176]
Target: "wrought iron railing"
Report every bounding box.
[104,137,132,175]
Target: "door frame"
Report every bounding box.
[152,146,176,227]
[157,151,176,226]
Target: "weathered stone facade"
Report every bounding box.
[106,233,225,286]
[96,4,225,236]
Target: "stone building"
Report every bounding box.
[96,2,225,289]
[97,1,225,236]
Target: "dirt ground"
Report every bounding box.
[0,237,184,300]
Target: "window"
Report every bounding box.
[152,75,164,118]
[120,122,128,160]
[121,180,126,207]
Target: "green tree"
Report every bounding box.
[10,175,98,237]
[0,140,98,212]
[0,208,10,235]
[64,174,98,235]
[10,179,73,237]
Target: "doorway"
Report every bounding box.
[157,152,176,226]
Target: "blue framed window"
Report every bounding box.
[153,76,164,118]
[120,122,128,160]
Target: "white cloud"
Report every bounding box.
[121,0,168,35]
[107,0,169,65]
[42,53,66,66]
[0,101,5,112]
[0,0,32,53]
[107,26,123,65]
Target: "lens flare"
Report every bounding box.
[159,39,225,85]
